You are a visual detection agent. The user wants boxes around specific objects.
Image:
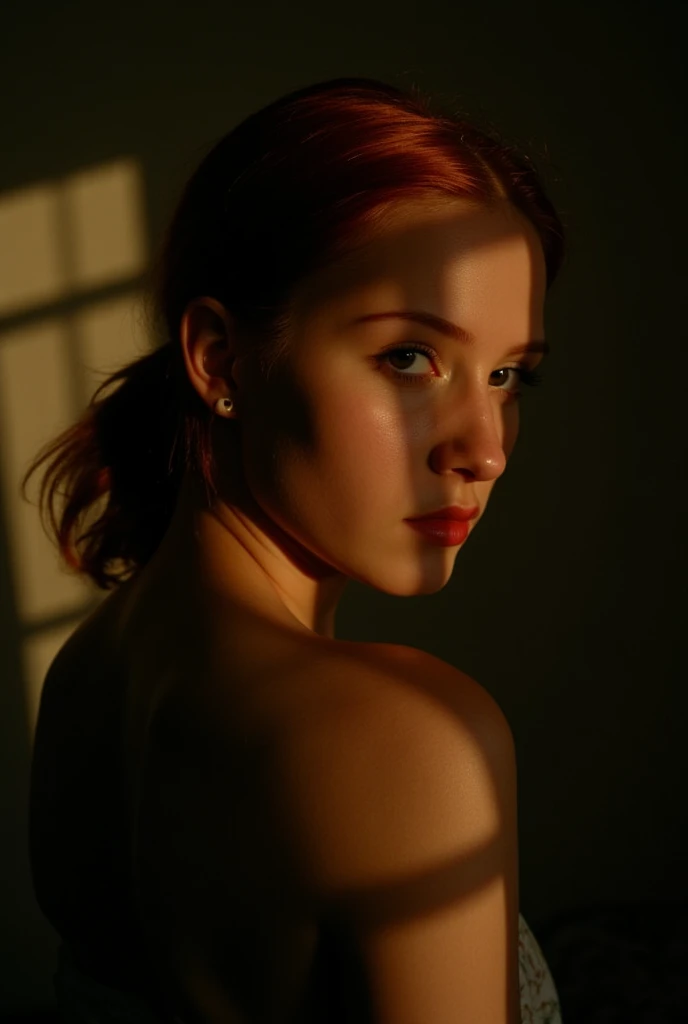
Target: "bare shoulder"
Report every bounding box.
[271,640,521,1022]
[307,639,514,755]
[271,639,517,888]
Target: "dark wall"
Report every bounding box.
[1,0,685,1009]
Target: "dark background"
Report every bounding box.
[1,0,686,1017]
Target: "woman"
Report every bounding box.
[25,77,565,1023]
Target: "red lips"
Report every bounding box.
[408,505,479,522]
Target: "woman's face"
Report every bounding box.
[185,197,547,636]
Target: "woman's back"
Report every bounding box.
[29,559,341,1021]
[29,555,539,1023]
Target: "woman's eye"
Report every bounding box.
[380,345,435,377]
[490,367,518,388]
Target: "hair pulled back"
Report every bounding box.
[21,77,565,589]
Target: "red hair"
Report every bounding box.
[20,77,566,589]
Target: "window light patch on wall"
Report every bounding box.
[0,158,147,319]
[0,157,148,748]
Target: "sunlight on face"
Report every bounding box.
[236,196,548,601]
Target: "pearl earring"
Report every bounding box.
[215,397,234,415]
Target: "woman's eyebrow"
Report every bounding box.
[349,309,549,358]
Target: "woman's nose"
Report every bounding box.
[430,390,511,482]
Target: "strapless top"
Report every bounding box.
[54,912,562,1022]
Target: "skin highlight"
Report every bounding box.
[149,197,547,640]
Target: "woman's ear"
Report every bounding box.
[179,297,238,410]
